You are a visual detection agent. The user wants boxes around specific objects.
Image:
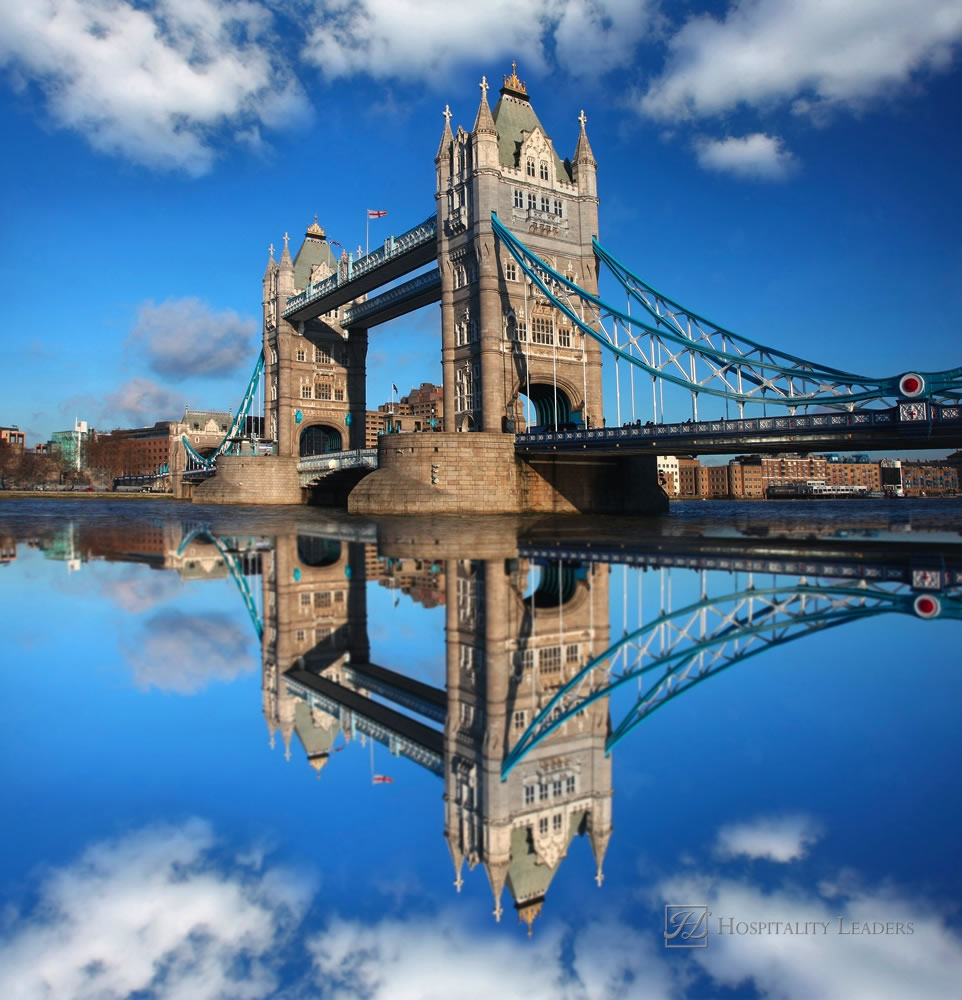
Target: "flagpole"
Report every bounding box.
[365,210,369,256]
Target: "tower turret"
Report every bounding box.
[572,110,598,199]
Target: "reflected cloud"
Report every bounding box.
[0,820,310,1000]
[715,813,822,863]
[123,609,255,693]
[97,566,183,615]
[657,868,962,1000]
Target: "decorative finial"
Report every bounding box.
[480,75,489,100]
[502,61,528,98]
[578,109,588,129]
[443,104,452,125]
[268,243,275,258]
[306,214,325,238]
[283,232,289,249]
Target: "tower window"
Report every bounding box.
[527,193,537,211]
[296,349,306,362]
[552,813,563,832]
[514,189,524,208]
[566,775,576,794]
[540,195,550,213]
[334,388,344,401]
[553,199,563,216]
[315,346,331,364]
[300,385,312,399]
[524,785,535,805]
[539,161,549,180]
[504,261,517,281]
[315,383,332,400]
[526,158,535,177]
[539,817,548,834]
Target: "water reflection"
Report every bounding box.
[4,502,960,954]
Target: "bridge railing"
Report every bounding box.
[342,269,441,327]
[297,448,378,473]
[516,403,962,447]
[283,215,437,318]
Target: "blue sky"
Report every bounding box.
[1,1,961,444]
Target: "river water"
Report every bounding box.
[1,498,960,999]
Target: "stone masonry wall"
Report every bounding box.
[192,455,305,505]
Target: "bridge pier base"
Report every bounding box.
[347,433,668,515]
[191,455,305,505]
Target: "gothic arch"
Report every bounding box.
[299,423,342,457]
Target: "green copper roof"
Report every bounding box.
[505,809,587,903]
[293,234,337,293]
[293,700,339,758]
[492,96,571,182]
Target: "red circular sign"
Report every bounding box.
[899,373,925,397]
[913,595,940,618]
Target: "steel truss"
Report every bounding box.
[491,214,962,413]
[502,576,962,777]
[183,352,265,473]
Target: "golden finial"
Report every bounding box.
[306,213,325,238]
[502,60,528,98]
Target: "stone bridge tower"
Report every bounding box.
[443,557,613,930]
[436,65,604,434]
[262,221,368,459]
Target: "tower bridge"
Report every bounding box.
[182,65,962,511]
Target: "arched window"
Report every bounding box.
[539,160,549,180]
[526,158,535,177]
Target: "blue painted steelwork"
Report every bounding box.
[182,352,264,472]
[502,577,962,777]
[174,525,262,638]
[491,214,962,411]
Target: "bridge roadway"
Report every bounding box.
[283,216,438,324]
[516,403,962,456]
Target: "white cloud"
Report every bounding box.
[123,609,256,692]
[0,820,311,1000]
[640,0,962,121]
[694,132,797,179]
[302,0,657,81]
[308,914,673,1000]
[658,869,962,1000]
[97,565,183,613]
[103,376,188,426]
[715,813,822,861]
[0,0,310,174]
[129,297,259,380]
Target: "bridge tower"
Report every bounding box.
[443,557,613,929]
[262,221,369,460]
[436,65,604,434]
[261,532,370,768]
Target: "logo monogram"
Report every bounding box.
[664,905,710,948]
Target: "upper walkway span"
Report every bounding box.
[282,216,437,324]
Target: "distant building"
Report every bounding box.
[656,456,679,496]
[897,460,959,497]
[728,453,883,498]
[697,464,731,498]
[365,383,444,447]
[0,426,25,453]
[50,419,91,471]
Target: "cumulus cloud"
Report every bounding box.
[302,0,657,80]
[98,566,183,614]
[715,813,822,862]
[0,0,310,174]
[658,869,962,1000]
[640,0,962,121]
[694,132,797,179]
[123,608,256,692]
[308,914,673,1000]
[103,376,188,426]
[129,297,259,380]
[0,820,311,1000]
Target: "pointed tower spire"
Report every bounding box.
[588,815,612,887]
[437,103,454,158]
[279,231,293,269]
[472,75,496,134]
[484,858,509,922]
[446,832,465,893]
[264,242,276,279]
[574,109,596,165]
[572,110,598,198]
